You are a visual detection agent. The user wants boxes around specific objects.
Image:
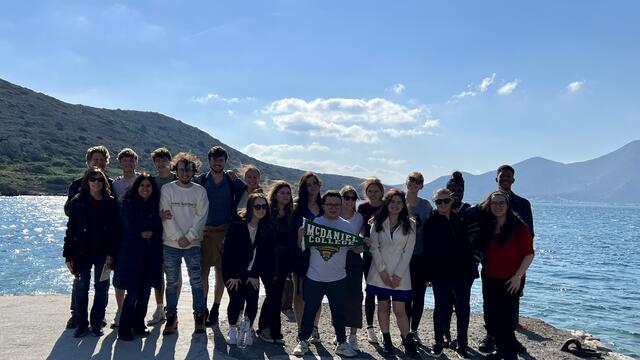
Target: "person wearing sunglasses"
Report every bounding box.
[63,167,120,338]
[423,188,476,358]
[222,192,276,347]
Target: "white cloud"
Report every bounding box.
[242,142,330,159]
[567,80,586,93]
[448,73,497,103]
[423,119,440,128]
[479,73,496,92]
[498,80,519,95]
[193,93,253,104]
[381,128,424,138]
[390,83,405,94]
[367,157,407,166]
[450,89,477,103]
[254,119,267,127]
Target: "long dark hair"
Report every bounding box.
[268,180,294,228]
[372,189,412,235]
[79,167,112,198]
[124,173,160,213]
[294,172,322,219]
[244,192,271,224]
[480,190,526,245]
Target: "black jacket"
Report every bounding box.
[221,220,276,281]
[509,192,534,239]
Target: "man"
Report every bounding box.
[195,146,246,327]
[63,145,113,330]
[160,152,209,335]
[293,191,358,358]
[479,164,534,354]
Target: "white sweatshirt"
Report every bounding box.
[160,181,209,249]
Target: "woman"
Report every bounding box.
[404,171,432,346]
[222,192,276,347]
[63,168,120,338]
[447,171,471,214]
[480,191,534,360]
[423,188,476,358]
[292,172,323,342]
[257,181,296,344]
[357,177,384,344]
[366,189,418,358]
[237,165,262,211]
[114,174,163,341]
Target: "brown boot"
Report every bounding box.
[194,312,206,334]
[163,313,178,335]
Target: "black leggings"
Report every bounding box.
[363,253,376,326]
[258,273,287,338]
[405,254,427,331]
[226,277,259,326]
[483,276,522,357]
[432,275,473,347]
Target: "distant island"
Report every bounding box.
[1,78,638,203]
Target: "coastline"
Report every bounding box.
[1,294,632,359]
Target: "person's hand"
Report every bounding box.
[379,270,392,287]
[351,246,364,254]
[178,236,191,248]
[65,260,74,274]
[364,237,372,247]
[391,275,402,289]
[247,277,260,290]
[105,256,114,268]
[141,230,153,239]
[506,274,522,294]
[226,278,241,291]
[298,227,305,249]
[226,170,238,181]
[160,209,172,221]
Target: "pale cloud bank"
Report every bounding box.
[193,93,253,104]
[367,157,407,166]
[498,80,519,95]
[254,119,267,127]
[242,143,330,158]
[567,80,586,93]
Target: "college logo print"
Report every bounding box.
[302,219,364,262]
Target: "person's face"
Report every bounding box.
[245,170,260,190]
[447,183,464,204]
[322,196,342,219]
[88,174,105,192]
[341,191,358,212]
[119,156,137,173]
[88,152,107,170]
[154,157,171,173]
[176,161,194,184]
[138,179,153,200]
[405,174,424,193]
[497,170,515,192]
[252,198,268,221]
[209,156,226,174]
[276,186,291,207]
[387,195,404,216]
[305,176,320,197]
[434,192,453,216]
[366,185,383,204]
[490,194,508,218]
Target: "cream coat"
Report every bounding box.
[366,218,416,291]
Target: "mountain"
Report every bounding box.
[0,78,363,195]
[420,140,640,204]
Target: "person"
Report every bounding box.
[403,171,432,346]
[63,145,113,330]
[292,172,323,342]
[423,188,476,358]
[336,185,365,352]
[222,192,276,347]
[356,177,384,344]
[257,181,296,344]
[196,146,247,327]
[480,191,534,360]
[365,189,418,358]
[111,147,140,328]
[237,165,262,211]
[63,168,120,337]
[114,174,163,341]
[147,147,179,326]
[160,152,209,335]
[292,191,358,358]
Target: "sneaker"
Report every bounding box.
[366,326,379,344]
[431,343,443,356]
[293,340,309,356]
[226,327,238,345]
[147,306,166,325]
[412,331,423,346]
[478,334,495,353]
[133,327,150,336]
[348,334,360,352]
[258,328,275,343]
[282,309,296,322]
[194,312,206,334]
[101,319,107,328]
[206,305,219,327]
[91,327,104,337]
[110,309,121,329]
[309,326,321,343]
[383,338,395,354]
[403,333,418,358]
[66,316,76,329]
[237,319,250,348]
[456,346,470,359]
[162,313,178,336]
[336,341,357,357]
[73,326,89,338]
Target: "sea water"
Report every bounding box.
[1,196,638,357]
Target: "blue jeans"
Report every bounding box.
[163,245,206,315]
[73,254,110,330]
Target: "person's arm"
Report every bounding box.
[160,186,182,245]
[62,200,78,272]
[185,188,209,242]
[391,221,416,278]
[63,180,80,217]
[506,253,534,294]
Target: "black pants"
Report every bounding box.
[482,274,524,335]
[483,276,521,357]
[344,266,364,328]
[299,277,347,343]
[406,254,428,332]
[226,277,259,326]
[119,281,152,335]
[432,275,473,348]
[363,253,376,326]
[258,273,287,338]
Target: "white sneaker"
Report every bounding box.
[226,327,238,345]
[348,334,360,352]
[309,326,321,343]
[147,306,166,325]
[336,341,357,357]
[366,326,379,344]
[293,340,309,356]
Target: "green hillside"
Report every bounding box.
[0,78,363,195]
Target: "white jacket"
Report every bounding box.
[366,218,416,291]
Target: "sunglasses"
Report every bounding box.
[343,195,357,201]
[434,198,451,205]
[89,177,105,183]
[408,176,423,185]
[253,204,268,211]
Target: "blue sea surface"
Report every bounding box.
[1,196,639,357]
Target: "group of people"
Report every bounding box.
[63,143,534,360]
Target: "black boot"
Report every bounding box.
[206,303,219,327]
[403,333,419,358]
[382,332,394,353]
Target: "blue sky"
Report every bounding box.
[1,1,638,183]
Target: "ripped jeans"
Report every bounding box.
[163,245,206,315]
